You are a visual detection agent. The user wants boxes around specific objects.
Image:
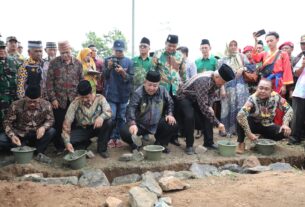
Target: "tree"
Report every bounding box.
[82,29,127,58]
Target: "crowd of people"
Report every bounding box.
[0,31,305,161]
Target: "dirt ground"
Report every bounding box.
[1,171,305,207]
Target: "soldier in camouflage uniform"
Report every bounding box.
[6,36,24,66]
[0,40,18,133]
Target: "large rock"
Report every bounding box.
[118,153,133,162]
[103,196,123,207]
[78,169,110,187]
[158,176,190,192]
[129,186,158,207]
[219,164,244,173]
[20,173,44,181]
[154,200,170,207]
[189,163,218,177]
[247,166,271,173]
[33,176,78,185]
[140,172,162,197]
[159,197,172,205]
[175,171,198,180]
[269,162,293,171]
[242,156,261,168]
[112,173,141,186]
[195,145,208,154]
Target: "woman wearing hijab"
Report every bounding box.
[77,48,98,93]
[219,40,250,136]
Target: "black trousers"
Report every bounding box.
[237,117,285,143]
[70,119,113,153]
[291,97,305,141]
[53,107,68,150]
[0,128,55,154]
[178,98,214,148]
[120,118,178,148]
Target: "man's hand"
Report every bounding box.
[279,125,291,137]
[66,143,74,153]
[107,60,113,69]
[280,85,287,96]
[129,125,138,135]
[12,136,21,146]
[36,127,46,139]
[52,100,59,109]
[247,132,258,141]
[94,117,104,129]
[218,123,226,134]
[165,115,176,126]
[115,65,126,77]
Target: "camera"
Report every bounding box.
[111,57,120,69]
[255,29,266,38]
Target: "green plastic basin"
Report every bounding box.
[11,146,36,164]
[143,145,164,161]
[218,140,237,157]
[64,150,87,170]
[255,139,276,155]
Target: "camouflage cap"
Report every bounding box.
[6,36,18,42]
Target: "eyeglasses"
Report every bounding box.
[139,45,148,49]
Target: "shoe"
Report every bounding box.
[99,151,109,158]
[35,153,52,164]
[162,146,170,154]
[204,144,218,150]
[107,139,116,148]
[86,150,95,159]
[236,143,245,154]
[194,130,202,139]
[131,134,143,147]
[142,134,150,141]
[219,131,227,137]
[185,147,194,155]
[287,137,301,145]
[115,140,123,148]
[170,138,181,146]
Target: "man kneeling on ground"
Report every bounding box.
[1,85,55,163]
[236,79,293,154]
[62,80,113,158]
[120,70,178,153]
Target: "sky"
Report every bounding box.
[1,0,304,59]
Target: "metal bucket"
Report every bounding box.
[143,145,164,161]
[11,146,36,164]
[255,139,276,155]
[217,140,237,157]
[64,150,87,170]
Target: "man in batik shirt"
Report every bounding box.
[1,85,55,158]
[152,34,185,146]
[46,41,83,152]
[236,79,293,154]
[62,80,113,158]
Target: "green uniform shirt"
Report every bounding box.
[152,49,185,96]
[195,55,217,73]
[132,56,152,91]
[0,57,18,131]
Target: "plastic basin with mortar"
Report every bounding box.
[11,146,36,164]
[217,140,237,157]
[143,145,164,161]
[255,139,276,155]
[64,150,87,170]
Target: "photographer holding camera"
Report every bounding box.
[104,40,134,148]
